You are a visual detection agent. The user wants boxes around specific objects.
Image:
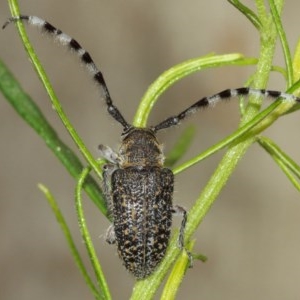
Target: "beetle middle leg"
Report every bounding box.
[98,144,119,210]
[102,166,118,246]
[105,224,116,244]
[99,144,119,246]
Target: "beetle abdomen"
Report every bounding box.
[111,167,174,278]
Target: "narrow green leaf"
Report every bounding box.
[227,0,261,29]
[269,0,293,87]
[258,136,300,191]
[38,184,104,300]
[76,167,112,300]
[0,59,107,214]
[270,65,287,79]
[133,54,258,127]
[292,38,300,83]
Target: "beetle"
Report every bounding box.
[99,128,179,278]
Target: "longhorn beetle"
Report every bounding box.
[3,15,300,279]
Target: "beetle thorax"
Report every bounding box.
[118,128,164,168]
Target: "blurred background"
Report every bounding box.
[1,0,300,299]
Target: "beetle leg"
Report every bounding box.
[105,224,116,244]
[172,205,187,248]
[172,205,193,267]
[98,144,120,213]
[98,144,119,163]
[101,163,117,215]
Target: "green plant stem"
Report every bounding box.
[160,241,195,300]
[76,167,112,300]
[38,184,104,300]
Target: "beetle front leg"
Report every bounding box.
[98,144,119,164]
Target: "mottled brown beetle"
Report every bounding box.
[99,128,185,278]
[4,15,300,279]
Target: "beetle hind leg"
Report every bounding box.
[172,205,193,267]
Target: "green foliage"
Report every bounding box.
[1,0,300,299]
